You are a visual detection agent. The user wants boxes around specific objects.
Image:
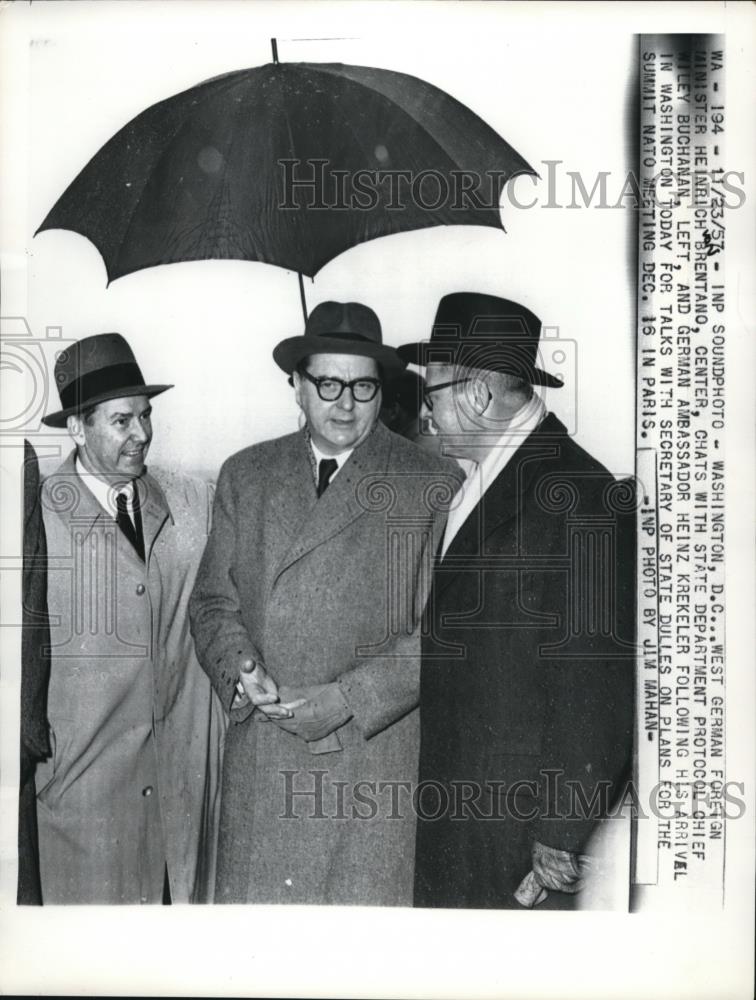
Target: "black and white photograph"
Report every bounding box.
[0,2,753,997]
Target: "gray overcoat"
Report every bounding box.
[36,452,226,904]
[189,422,458,905]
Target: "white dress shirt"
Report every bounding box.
[441,393,547,558]
[309,440,354,486]
[74,455,137,521]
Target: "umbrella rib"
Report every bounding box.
[309,63,535,175]
[298,69,514,273]
[181,78,255,262]
[110,73,259,278]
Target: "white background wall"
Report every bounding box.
[17,4,637,478]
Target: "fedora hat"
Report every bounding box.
[273,301,404,375]
[397,292,563,388]
[42,333,173,428]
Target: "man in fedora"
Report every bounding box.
[36,333,225,904]
[190,301,458,905]
[399,292,635,910]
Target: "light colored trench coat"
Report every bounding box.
[190,423,458,905]
[36,452,226,904]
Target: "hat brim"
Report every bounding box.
[42,384,173,428]
[273,336,405,376]
[397,342,564,388]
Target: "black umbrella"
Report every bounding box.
[37,42,534,319]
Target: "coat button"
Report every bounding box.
[135,583,145,595]
[142,785,153,797]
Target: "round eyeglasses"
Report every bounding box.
[422,378,473,411]
[301,368,382,403]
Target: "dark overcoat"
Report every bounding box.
[18,441,51,905]
[190,422,458,905]
[414,413,635,909]
[36,453,226,904]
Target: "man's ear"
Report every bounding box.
[291,371,303,409]
[471,375,492,415]
[67,413,86,446]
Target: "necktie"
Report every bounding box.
[316,458,338,498]
[116,489,145,561]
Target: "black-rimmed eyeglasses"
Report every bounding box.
[422,378,473,411]
[300,368,382,403]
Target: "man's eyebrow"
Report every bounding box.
[109,404,152,419]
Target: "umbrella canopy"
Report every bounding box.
[37,57,534,286]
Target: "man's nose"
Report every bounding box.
[132,421,150,443]
[337,388,355,411]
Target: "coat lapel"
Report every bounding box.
[433,414,568,599]
[46,451,107,543]
[276,422,392,574]
[136,471,171,564]
[267,431,319,545]
[46,452,172,570]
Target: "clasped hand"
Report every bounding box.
[235,659,304,719]
[236,661,352,741]
[514,841,593,907]
[252,681,352,742]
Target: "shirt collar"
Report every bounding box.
[306,432,354,471]
[74,455,136,518]
[475,391,547,485]
[440,393,547,558]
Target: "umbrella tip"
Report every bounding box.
[271,38,279,64]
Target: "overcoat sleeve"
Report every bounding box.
[189,460,261,718]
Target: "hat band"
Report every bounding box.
[428,343,537,365]
[315,331,374,344]
[59,362,145,411]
